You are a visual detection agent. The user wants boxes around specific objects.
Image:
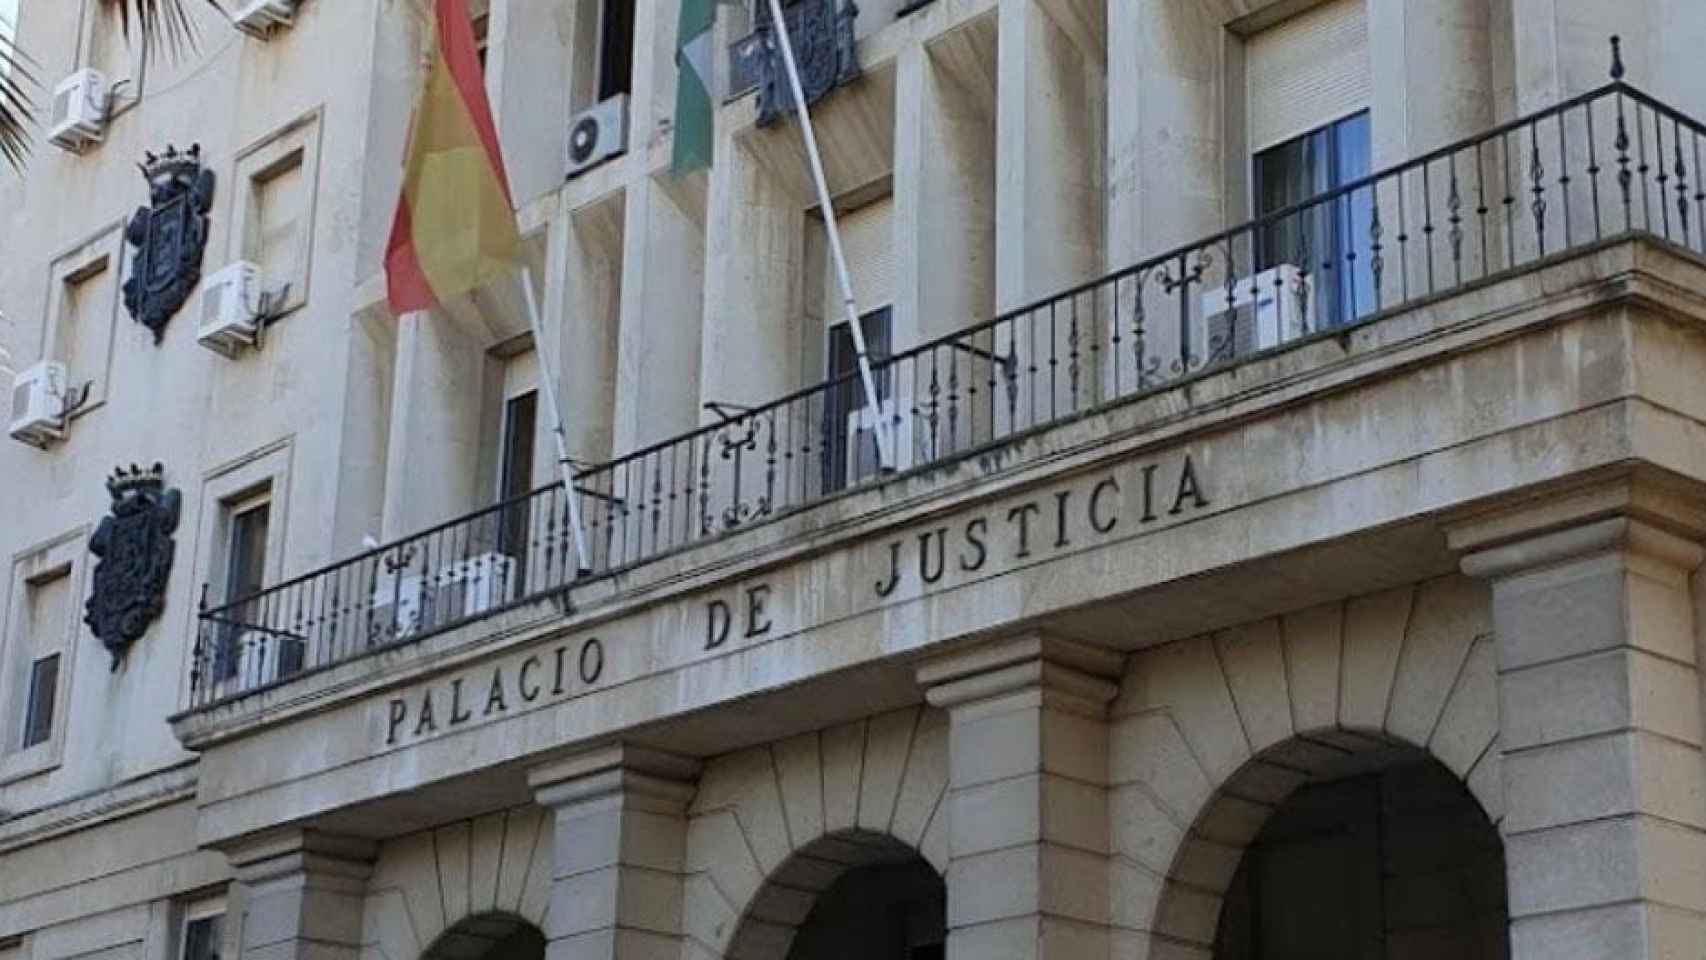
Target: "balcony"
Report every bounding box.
[185,71,1706,711]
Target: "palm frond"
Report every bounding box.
[0,0,227,172]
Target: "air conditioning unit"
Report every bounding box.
[372,553,518,639]
[232,0,300,38]
[48,69,109,153]
[9,361,69,448]
[845,396,916,487]
[197,261,262,357]
[210,628,306,695]
[1199,264,1313,364]
[566,94,629,179]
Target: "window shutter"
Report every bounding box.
[837,196,895,311]
[1246,0,1372,152]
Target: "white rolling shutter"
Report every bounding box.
[835,196,895,311]
[1246,0,1371,152]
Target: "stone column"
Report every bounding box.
[223,829,375,960]
[1450,484,1706,959]
[917,634,1123,959]
[528,744,701,960]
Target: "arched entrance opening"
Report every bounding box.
[1207,745,1507,960]
[421,911,545,960]
[732,829,945,960]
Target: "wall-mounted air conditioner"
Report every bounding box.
[9,361,69,448]
[48,70,109,153]
[845,395,915,487]
[197,261,263,357]
[233,0,300,38]
[566,94,629,180]
[211,629,306,695]
[372,552,518,639]
[1200,264,1312,363]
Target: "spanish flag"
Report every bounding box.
[385,0,521,314]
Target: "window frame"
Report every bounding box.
[178,895,227,960]
[228,109,325,321]
[0,527,87,784]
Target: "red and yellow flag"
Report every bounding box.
[385,0,521,314]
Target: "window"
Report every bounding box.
[44,227,123,416]
[214,489,283,684]
[597,0,636,101]
[497,389,537,578]
[232,113,323,318]
[823,308,892,492]
[1254,111,1373,328]
[470,3,491,72]
[21,653,59,749]
[179,898,225,960]
[2,533,80,780]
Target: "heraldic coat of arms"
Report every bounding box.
[85,464,181,670]
[756,0,860,126]
[123,144,215,342]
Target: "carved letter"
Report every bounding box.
[1140,464,1159,523]
[1089,477,1120,534]
[1171,454,1209,515]
[519,655,542,703]
[745,585,774,638]
[874,540,902,597]
[959,517,988,572]
[386,699,408,745]
[413,689,438,736]
[1008,502,1042,558]
[1053,491,1072,549]
[484,667,509,716]
[580,638,604,684]
[919,528,948,584]
[706,599,732,650]
[552,645,568,695]
[449,677,473,725]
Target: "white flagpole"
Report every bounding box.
[762,0,894,470]
[519,265,593,575]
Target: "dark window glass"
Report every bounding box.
[216,499,270,682]
[21,653,58,749]
[183,914,224,960]
[598,0,636,100]
[1254,110,1373,328]
[498,391,538,585]
[472,13,491,72]
[823,307,893,493]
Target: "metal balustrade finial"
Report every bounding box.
[1610,35,1625,81]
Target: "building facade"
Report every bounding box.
[4,1,1706,959]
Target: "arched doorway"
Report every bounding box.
[732,830,945,960]
[1208,746,1507,960]
[421,912,545,960]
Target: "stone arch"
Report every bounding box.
[1107,575,1505,955]
[681,705,951,957]
[359,806,555,960]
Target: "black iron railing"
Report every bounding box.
[189,62,1706,710]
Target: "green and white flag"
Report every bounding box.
[671,0,728,176]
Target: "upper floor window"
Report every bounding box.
[1,530,83,779]
[1255,111,1373,327]
[597,0,636,101]
[179,897,226,960]
[21,653,59,749]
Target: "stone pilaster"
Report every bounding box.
[918,634,1123,960]
[1451,482,1706,959]
[528,745,701,960]
[224,829,375,960]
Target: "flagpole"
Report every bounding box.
[762,0,894,471]
[519,265,593,575]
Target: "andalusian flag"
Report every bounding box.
[672,0,732,175]
[386,0,522,313]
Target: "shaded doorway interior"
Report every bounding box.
[422,912,545,960]
[1213,752,1508,960]
[785,850,945,960]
